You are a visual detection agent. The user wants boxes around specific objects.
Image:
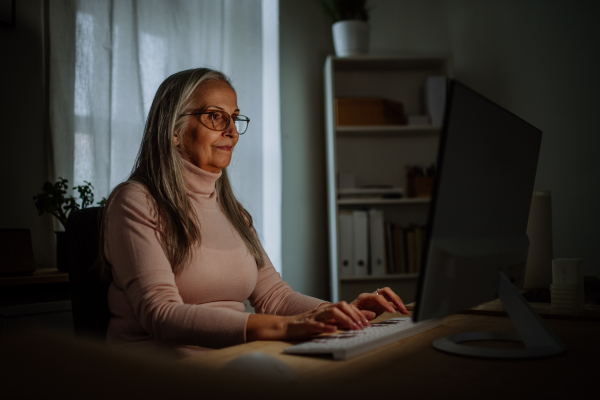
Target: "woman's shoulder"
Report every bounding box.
[112,181,150,201]
[108,181,157,216]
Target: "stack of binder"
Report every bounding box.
[338,209,425,278]
[338,210,370,277]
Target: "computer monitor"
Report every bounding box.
[413,81,565,359]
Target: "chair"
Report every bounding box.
[65,207,111,341]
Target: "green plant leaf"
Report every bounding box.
[34,177,103,228]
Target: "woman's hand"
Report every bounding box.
[350,287,409,321]
[246,301,370,342]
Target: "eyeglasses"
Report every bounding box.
[180,110,250,134]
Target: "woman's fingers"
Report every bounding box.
[378,287,408,314]
[328,306,361,330]
[286,320,337,340]
[373,292,396,313]
[360,310,376,321]
[338,301,371,327]
[326,302,369,330]
[303,321,337,335]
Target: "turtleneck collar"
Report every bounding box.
[182,160,221,203]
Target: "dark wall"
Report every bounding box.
[279,0,600,301]
[0,0,55,269]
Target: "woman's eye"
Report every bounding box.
[211,112,224,121]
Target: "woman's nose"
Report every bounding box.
[225,122,239,138]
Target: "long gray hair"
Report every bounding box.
[99,68,264,276]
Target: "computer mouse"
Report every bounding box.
[222,351,298,382]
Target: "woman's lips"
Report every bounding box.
[216,146,232,151]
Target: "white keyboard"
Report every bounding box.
[284,317,442,360]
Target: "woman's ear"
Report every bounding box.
[173,131,180,146]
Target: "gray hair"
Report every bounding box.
[100,68,264,277]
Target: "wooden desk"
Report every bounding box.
[182,311,599,397]
[1,311,598,399]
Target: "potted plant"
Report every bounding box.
[33,178,105,272]
[320,0,370,57]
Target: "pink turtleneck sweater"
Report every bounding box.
[104,161,326,358]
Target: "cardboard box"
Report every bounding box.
[336,98,406,126]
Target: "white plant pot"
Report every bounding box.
[332,20,369,57]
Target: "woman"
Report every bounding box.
[100,68,408,358]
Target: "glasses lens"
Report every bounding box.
[234,116,249,134]
[209,111,229,131]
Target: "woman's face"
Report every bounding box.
[175,80,240,173]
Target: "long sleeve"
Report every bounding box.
[105,184,249,349]
[248,250,329,316]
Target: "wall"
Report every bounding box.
[369,0,600,277]
[0,0,55,269]
[279,0,600,301]
[279,0,334,298]
[2,0,597,295]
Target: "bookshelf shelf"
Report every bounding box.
[338,197,430,206]
[336,125,441,137]
[325,55,450,303]
[331,55,450,72]
[340,274,419,282]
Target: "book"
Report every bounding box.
[414,226,424,273]
[368,209,386,277]
[384,221,395,274]
[425,76,447,126]
[406,228,417,273]
[393,224,405,274]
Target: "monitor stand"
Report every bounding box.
[432,271,566,359]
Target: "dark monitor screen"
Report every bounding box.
[414,80,542,322]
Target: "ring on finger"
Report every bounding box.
[375,288,380,295]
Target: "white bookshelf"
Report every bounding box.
[336,125,441,137]
[324,55,451,303]
[337,197,430,206]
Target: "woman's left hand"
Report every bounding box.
[350,287,409,321]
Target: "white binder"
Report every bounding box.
[338,212,354,277]
[368,209,386,276]
[352,210,369,277]
[425,76,447,126]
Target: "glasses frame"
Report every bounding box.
[180,110,250,134]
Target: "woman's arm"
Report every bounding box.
[105,184,249,348]
[246,301,371,341]
[247,248,329,316]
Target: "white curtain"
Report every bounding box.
[49,0,282,273]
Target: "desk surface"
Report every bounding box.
[182,311,599,397]
[1,311,598,399]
